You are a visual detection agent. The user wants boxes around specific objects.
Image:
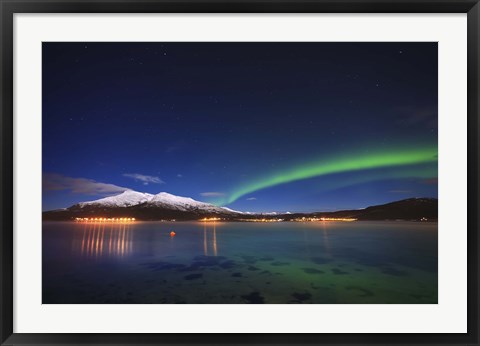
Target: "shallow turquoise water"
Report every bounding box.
[42,221,437,304]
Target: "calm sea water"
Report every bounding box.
[42,221,437,304]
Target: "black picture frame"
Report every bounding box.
[1,1,478,345]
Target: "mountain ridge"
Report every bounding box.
[43,191,438,221]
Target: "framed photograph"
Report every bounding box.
[1,0,479,345]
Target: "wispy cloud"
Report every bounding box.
[123,173,164,185]
[389,190,413,194]
[200,192,226,197]
[165,140,187,154]
[43,173,129,195]
[246,197,257,201]
[177,174,183,178]
[395,106,437,129]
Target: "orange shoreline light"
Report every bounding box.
[292,217,357,222]
[200,217,222,222]
[74,217,136,222]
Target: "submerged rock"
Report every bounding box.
[184,273,203,280]
[241,291,265,304]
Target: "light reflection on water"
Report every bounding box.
[73,221,221,259]
[202,221,218,256]
[76,222,133,258]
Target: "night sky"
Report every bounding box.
[42,42,438,212]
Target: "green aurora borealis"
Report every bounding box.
[221,146,437,206]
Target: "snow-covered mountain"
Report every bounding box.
[70,190,241,216]
[78,190,153,208]
[146,192,235,214]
